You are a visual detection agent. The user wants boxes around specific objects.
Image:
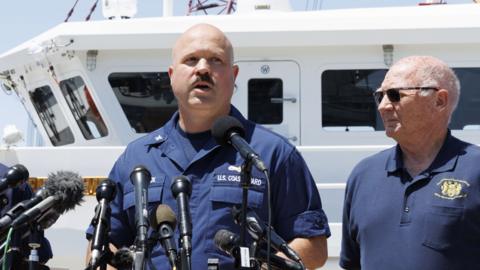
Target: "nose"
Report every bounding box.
[195,58,210,75]
[378,94,393,113]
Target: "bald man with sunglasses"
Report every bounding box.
[340,56,480,270]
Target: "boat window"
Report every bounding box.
[321,68,480,131]
[59,76,108,140]
[29,86,75,146]
[108,72,177,133]
[248,78,283,124]
[449,68,480,130]
[322,69,387,131]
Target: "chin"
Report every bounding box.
[385,129,396,138]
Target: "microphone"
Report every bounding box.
[10,171,84,229]
[214,229,303,270]
[232,206,302,263]
[129,165,151,270]
[90,179,117,269]
[0,187,49,234]
[129,165,151,251]
[0,164,29,193]
[211,116,267,172]
[149,204,178,269]
[110,247,134,270]
[214,229,241,268]
[171,175,192,269]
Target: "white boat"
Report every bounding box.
[1,0,480,269]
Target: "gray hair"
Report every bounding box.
[393,56,460,114]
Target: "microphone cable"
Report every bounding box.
[262,169,305,270]
[1,227,13,270]
[263,170,272,270]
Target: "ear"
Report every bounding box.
[435,89,449,111]
[168,65,174,78]
[232,64,239,81]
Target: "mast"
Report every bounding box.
[187,0,237,15]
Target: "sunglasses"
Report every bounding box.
[373,87,439,105]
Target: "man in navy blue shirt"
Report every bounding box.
[0,162,53,269]
[340,56,480,270]
[86,23,330,269]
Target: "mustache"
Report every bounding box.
[194,74,214,85]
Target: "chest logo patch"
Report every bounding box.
[435,178,470,200]
[228,165,242,173]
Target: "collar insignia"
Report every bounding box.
[155,135,163,141]
[435,178,470,200]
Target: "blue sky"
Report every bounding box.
[0,0,471,145]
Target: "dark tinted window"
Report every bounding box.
[248,78,283,124]
[450,68,480,130]
[321,68,480,131]
[29,86,75,146]
[59,76,108,140]
[322,69,387,131]
[108,72,177,133]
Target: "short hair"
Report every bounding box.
[392,56,460,113]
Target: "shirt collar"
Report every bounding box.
[143,105,248,146]
[385,130,460,174]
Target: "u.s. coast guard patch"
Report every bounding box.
[434,178,470,200]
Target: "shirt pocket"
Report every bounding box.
[210,185,264,208]
[205,184,265,254]
[422,205,463,251]
[122,174,166,211]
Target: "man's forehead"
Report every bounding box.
[178,24,228,46]
[173,26,231,57]
[382,63,418,86]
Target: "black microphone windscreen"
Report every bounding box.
[171,175,192,198]
[150,204,177,229]
[214,229,239,253]
[130,165,151,183]
[111,247,134,270]
[95,178,117,202]
[211,116,245,147]
[3,164,29,186]
[44,171,84,214]
[8,164,29,180]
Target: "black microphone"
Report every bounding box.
[110,247,134,270]
[232,206,301,263]
[150,204,178,269]
[171,175,192,269]
[0,187,49,235]
[211,116,267,172]
[11,171,84,229]
[129,165,151,251]
[214,229,302,270]
[214,229,241,268]
[90,179,117,269]
[0,164,29,193]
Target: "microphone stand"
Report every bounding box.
[240,158,254,269]
[87,199,113,270]
[27,222,41,270]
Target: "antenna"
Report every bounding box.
[187,0,237,15]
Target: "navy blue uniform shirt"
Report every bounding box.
[340,131,480,270]
[0,163,53,264]
[87,106,330,269]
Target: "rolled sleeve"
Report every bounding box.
[272,148,330,241]
[277,210,331,241]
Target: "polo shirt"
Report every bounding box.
[87,106,330,269]
[340,132,480,270]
